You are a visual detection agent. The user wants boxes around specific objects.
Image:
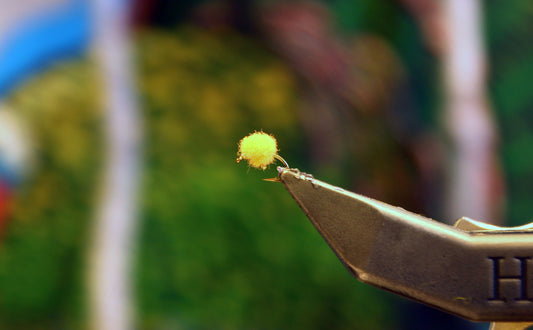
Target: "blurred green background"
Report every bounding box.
[0,29,394,329]
[0,0,533,329]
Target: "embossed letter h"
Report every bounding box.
[489,256,532,302]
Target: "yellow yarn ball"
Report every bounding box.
[237,131,278,170]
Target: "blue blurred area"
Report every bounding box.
[0,161,19,188]
[0,0,91,97]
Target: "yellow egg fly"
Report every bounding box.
[237,131,279,170]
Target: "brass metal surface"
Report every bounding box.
[279,168,533,323]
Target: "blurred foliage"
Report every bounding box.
[0,28,395,329]
[485,1,533,226]
[332,0,438,129]
[0,62,100,328]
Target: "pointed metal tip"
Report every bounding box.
[263,177,281,182]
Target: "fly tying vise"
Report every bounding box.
[236,132,533,330]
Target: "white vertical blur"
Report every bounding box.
[442,0,500,224]
[88,0,141,329]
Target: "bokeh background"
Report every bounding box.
[0,0,531,329]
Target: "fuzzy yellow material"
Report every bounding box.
[237,131,278,170]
